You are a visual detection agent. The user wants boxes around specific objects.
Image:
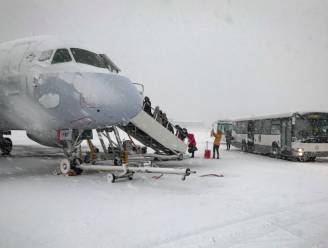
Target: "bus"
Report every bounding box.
[213,120,232,143]
[231,112,328,161]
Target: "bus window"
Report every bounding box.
[271,124,281,135]
[233,122,238,133]
[254,120,262,133]
[271,120,280,135]
[217,122,232,133]
[226,123,232,131]
[217,124,225,132]
[248,121,254,132]
[262,120,271,134]
[240,121,247,133]
[296,117,328,140]
[52,49,72,64]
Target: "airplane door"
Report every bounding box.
[281,119,292,151]
[8,43,30,73]
[1,44,28,97]
[3,43,31,96]
[0,49,9,80]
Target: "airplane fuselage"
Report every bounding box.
[0,36,142,147]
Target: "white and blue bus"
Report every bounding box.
[231,112,328,161]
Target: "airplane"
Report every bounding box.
[0,36,143,172]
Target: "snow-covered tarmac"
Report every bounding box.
[1,131,328,248]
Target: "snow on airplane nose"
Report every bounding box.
[35,72,142,128]
[72,72,143,125]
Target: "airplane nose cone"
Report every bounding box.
[73,72,143,125]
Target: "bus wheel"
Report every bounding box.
[241,142,247,152]
[298,157,307,162]
[1,138,13,156]
[308,157,316,162]
[271,145,280,158]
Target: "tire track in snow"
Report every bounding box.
[146,197,328,248]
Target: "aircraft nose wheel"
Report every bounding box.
[59,158,83,176]
[59,159,71,174]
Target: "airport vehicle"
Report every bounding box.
[0,36,189,179]
[212,120,232,143]
[231,112,328,161]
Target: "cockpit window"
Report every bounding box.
[70,48,107,68]
[52,49,72,64]
[39,50,53,62]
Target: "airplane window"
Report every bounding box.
[71,48,107,68]
[39,50,53,62]
[52,49,72,64]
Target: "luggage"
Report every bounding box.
[204,141,211,159]
[188,145,198,153]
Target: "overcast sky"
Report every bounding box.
[1,0,328,124]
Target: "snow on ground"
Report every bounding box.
[1,129,328,248]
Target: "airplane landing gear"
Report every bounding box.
[0,131,13,156]
[57,129,87,176]
[59,159,71,174]
[59,158,83,176]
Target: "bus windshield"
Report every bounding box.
[295,113,328,142]
[70,48,107,69]
[217,122,232,133]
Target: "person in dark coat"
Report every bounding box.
[162,113,168,127]
[181,128,188,141]
[153,106,159,119]
[156,110,163,124]
[225,130,233,150]
[175,125,183,140]
[143,96,152,116]
[167,123,174,134]
[175,126,188,141]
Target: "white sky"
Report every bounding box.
[1,0,328,124]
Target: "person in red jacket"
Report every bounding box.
[187,133,197,158]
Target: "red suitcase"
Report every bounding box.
[204,141,211,159]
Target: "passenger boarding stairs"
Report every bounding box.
[119,111,187,155]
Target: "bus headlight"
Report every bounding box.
[297,148,304,156]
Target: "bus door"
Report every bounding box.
[281,118,292,151]
[247,121,255,148]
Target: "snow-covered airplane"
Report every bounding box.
[0,36,143,163]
